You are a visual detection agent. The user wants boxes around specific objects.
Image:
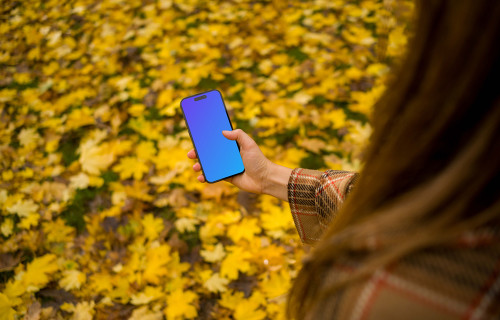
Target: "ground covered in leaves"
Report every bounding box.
[0,0,412,319]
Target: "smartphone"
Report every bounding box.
[180,90,245,183]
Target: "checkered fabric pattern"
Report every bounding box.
[286,167,500,319]
[287,168,358,245]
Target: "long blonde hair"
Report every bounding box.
[288,1,500,318]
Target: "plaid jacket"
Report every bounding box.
[287,168,500,319]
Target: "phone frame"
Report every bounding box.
[180,89,245,184]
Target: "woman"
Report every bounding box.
[187,0,500,318]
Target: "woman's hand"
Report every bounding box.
[187,129,273,195]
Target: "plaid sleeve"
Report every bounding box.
[287,168,358,245]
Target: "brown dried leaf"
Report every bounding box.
[25,300,41,320]
[299,138,327,154]
[200,183,234,202]
[167,188,189,207]
[0,253,20,272]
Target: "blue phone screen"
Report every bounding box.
[181,90,244,183]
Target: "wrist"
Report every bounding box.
[262,162,293,202]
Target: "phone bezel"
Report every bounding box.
[180,89,245,184]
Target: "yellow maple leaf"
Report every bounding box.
[143,244,171,284]
[233,292,266,320]
[0,293,16,320]
[0,190,7,204]
[78,139,115,175]
[113,157,149,180]
[127,80,148,100]
[128,117,163,140]
[18,212,39,229]
[60,302,75,312]
[141,214,164,240]
[157,91,178,117]
[165,275,190,294]
[136,141,157,161]
[150,171,177,186]
[199,221,225,244]
[326,108,347,129]
[220,246,252,280]
[174,217,199,233]
[200,243,226,263]
[2,170,13,181]
[108,277,131,304]
[253,244,287,269]
[66,107,95,130]
[345,67,364,80]
[260,270,291,299]
[88,175,104,187]
[124,181,154,202]
[219,290,245,310]
[23,254,59,292]
[108,139,134,157]
[1,219,14,237]
[18,127,40,148]
[130,286,163,305]
[2,279,24,304]
[72,301,95,320]
[227,218,261,243]
[343,25,375,45]
[350,85,386,115]
[154,147,188,171]
[59,269,86,291]
[88,273,113,294]
[0,89,16,103]
[164,289,197,319]
[388,26,408,56]
[6,199,38,218]
[260,200,295,237]
[129,306,163,320]
[128,104,146,117]
[275,147,308,169]
[203,272,229,293]
[42,218,74,244]
[266,302,287,320]
[69,172,90,190]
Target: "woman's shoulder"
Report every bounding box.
[332,226,500,319]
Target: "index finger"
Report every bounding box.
[187,149,197,159]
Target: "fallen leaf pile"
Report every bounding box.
[0,0,413,319]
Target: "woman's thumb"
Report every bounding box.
[222,129,252,147]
